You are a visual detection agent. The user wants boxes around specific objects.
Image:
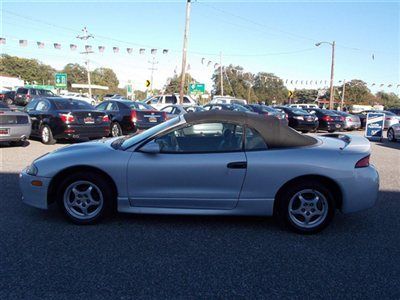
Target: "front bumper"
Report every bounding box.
[340,165,379,213]
[19,169,51,209]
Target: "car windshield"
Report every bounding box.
[321,110,340,116]
[231,104,250,112]
[290,108,309,115]
[120,117,181,150]
[260,105,277,113]
[53,99,94,110]
[0,102,9,109]
[123,101,154,110]
[38,89,55,96]
[184,106,204,112]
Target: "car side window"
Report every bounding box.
[96,102,108,111]
[203,105,211,111]
[162,106,174,114]
[25,99,38,112]
[183,97,191,103]
[165,96,177,104]
[149,97,160,104]
[245,127,268,151]
[153,122,243,153]
[106,102,119,111]
[35,100,50,112]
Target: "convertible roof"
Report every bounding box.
[184,110,317,148]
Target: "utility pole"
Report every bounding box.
[341,79,346,111]
[179,0,192,104]
[220,51,224,96]
[77,27,94,99]
[315,40,335,110]
[148,56,159,95]
[329,41,336,110]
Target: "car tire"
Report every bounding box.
[275,180,335,234]
[9,140,25,147]
[40,125,56,145]
[387,128,396,142]
[57,172,115,225]
[110,122,122,137]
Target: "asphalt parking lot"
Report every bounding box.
[1,132,399,299]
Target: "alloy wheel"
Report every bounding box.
[111,123,120,137]
[42,127,50,143]
[288,189,328,229]
[63,181,104,220]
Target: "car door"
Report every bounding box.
[127,122,247,210]
[24,99,40,135]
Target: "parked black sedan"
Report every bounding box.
[274,106,318,133]
[24,97,110,144]
[244,104,288,125]
[203,103,252,112]
[303,108,344,132]
[96,100,167,137]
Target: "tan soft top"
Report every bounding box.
[184,110,317,148]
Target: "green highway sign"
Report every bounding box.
[189,83,205,94]
[55,73,67,88]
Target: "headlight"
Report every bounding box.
[26,164,38,176]
[293,116,304,120]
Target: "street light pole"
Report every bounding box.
[179,0,192,104]
[77,27,94,99]
[316,41,335,110]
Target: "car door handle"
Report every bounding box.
[227,161,247,169]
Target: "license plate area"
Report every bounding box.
[84,117,94,124]
[148,117,157,123]
[335,124,341,128]
[0,128,10,136]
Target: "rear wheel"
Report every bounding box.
[110,122,122,137]
[57,172,115,224]
[387,128,396,142]
[276,180,335,234]
[40,125,56,145]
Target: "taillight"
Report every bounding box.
[355,155,370,168]
[322,115,333,122]
[102,115,109,122]
[131,110,137,123]
[161,111,167,120]
[340,116,345,122]
[59,113,75,123]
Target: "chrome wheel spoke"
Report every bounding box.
[288,189,329,229]
[63,181,104,220]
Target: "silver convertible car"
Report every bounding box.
[20,111,379,233]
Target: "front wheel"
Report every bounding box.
[276,180,335,234]
[387,128,396,142]
[57,172,115,224]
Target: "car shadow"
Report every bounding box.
[0,140,30,148]
[374,138,400,150]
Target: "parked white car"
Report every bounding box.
[62,93,96,106]
[210,96,247,105]
[144,94,197,110]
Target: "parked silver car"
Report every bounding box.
[20,111,379,234]
[161,104,204,119]
[0,102,31,146]
[335,111,361,130]
[387,123,400,142]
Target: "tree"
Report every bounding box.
[0,54,55,84]
[92,67,119,92]
[293,89,319,103]
[340,79,376,105]
[164,73,196,94]
[253,72,288,104]
[62,63,87,91]
[212,65,250,100]
[375,91,400,108]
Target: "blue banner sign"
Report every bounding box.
[365,112,385,141]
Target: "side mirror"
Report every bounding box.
[139,141,160,154]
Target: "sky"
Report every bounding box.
[0,0,399,94]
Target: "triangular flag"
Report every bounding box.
[37,41,45,48]
[54,43,61,49]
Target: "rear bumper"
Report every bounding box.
[55,124,110,139]
[340,165,379,213]
[291,120,318,131]
[0,124,31,142]
[320,122,343,131]
[19,169,51,209]
[344,121,361,129]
